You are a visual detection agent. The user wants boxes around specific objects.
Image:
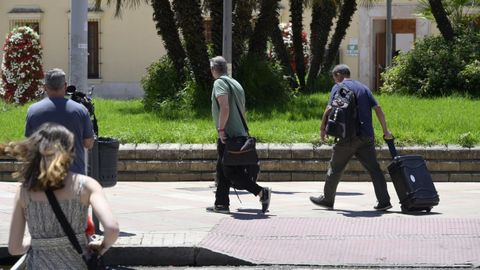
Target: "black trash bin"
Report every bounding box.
[88,137,119,188]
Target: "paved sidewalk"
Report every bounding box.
[1,181,480,267]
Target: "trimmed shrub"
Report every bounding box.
[1,26,44,104]
[310,72,334,93]
[236,56,292,109]
[141,56,183,111]
[459,60,480,96]
[381,31,480,97]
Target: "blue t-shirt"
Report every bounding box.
[328,79,378,138]
[25,97,94,174]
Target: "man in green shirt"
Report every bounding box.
[207,56,271,214]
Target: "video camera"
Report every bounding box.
[66,85,98,135]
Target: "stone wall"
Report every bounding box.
[1,144,479,182]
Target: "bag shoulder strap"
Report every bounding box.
[217,77,250,134]
[338,82,361,135]
[45,189,83,255]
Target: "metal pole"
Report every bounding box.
[70,0,88,93]
[386,0,393,67]
[222,0,232,74]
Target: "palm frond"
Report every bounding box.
[94,0,149,17]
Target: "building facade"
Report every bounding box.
[0,0,439,98]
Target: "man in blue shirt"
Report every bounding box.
[310,64,393,211]
[25,68,95,174]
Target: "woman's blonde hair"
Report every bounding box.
[0,123,75,191]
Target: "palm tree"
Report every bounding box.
[95,0,187,82]
[271,15,297,86]
[232,0,256,76]
[322,0,357,73]
[95,0,145,16]
[306,0,337,92]
[248,0,280,59]
[290,0,307,90]
[205,0,223,56]
[417,0,478,35]
[172,0,212,105]
[151,0,187,82]
[428,0,455,41]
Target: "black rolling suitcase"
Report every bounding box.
[385,138,439,213]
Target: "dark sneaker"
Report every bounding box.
[309,195,334,209]
[259,187,271,213]
[206,205,230,214]
[374,202,392,211]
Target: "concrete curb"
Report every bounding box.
[0,246,252,267]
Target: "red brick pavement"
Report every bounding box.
[199,217,480,267]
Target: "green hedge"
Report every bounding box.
[381,31,480,97]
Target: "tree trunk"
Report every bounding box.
[271,16,297,88]
[232,0,254,76]
[322,0,357,73]
[306,0,337,92]
[151,0,186,82]
[248,0,279,59]
[290,0,306,90]
[172,0,212,106]
[428,0,455,41]
[206,0,223,56]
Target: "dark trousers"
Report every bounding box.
[323,136,390,205]
[215,139,262,206]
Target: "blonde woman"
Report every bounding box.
[3,122,119,269]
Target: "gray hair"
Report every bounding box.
[44,68,66,90]
[331,64,351,77]
[210,56,228,74]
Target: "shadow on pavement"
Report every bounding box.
[334,209,396,218]
[336,192,364,196]
[231,208,274,220]
[119,231,137,237]
[228,190,313,195]
[398,210,442,216]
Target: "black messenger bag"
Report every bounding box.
[217,78,259,166]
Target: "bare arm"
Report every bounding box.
[85,177,119,255]
[320,106,332,142]
[8,188,30,255]
[216,95,230,143]
[373,105,392,139]
[83,138,95,150]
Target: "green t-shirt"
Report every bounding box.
[211,75,248,137]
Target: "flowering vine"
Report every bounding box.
[1,26,44,104]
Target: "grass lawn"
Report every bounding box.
[1,93,479,146]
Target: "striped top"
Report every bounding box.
[21,174,89,270]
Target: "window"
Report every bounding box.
[88,21,100,79]
[9,20,40,34]
[8,7,43,34]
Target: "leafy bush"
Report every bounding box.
[141,56,183,111]
[310,72,334,93]
[236,56,292,109]
[381,31,480,97]
[1,26,44,104]
[459,60,480,95]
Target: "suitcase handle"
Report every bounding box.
[384,135,397,159]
